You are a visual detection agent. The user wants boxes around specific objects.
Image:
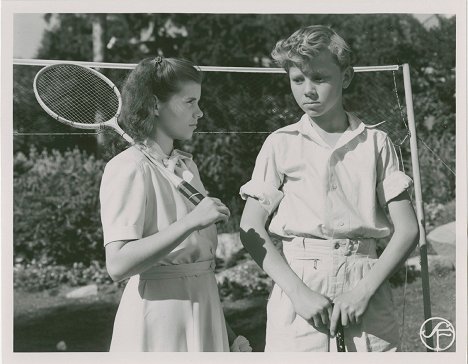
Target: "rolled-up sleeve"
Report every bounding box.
[376,136,413,207]
[100,159,147,246]
[240,135,284,215]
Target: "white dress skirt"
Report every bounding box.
[109,261,229,352]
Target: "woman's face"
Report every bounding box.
[155,81,203,141]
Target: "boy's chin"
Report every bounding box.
[303,109,325,118]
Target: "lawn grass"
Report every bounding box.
[13,271,456,352]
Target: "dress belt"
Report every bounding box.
[140,260,216,280]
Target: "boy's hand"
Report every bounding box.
[290,284,333,330]
[329,282,373,336]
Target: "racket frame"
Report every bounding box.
[33,62,205,205]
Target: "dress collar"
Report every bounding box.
[138,138,193,163]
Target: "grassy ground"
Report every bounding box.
[13,270,456,352]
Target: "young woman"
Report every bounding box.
[100,57,250,352]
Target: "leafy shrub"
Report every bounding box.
[216,261,272,300]
[13,260,125,292]
[424,199,455,231]
[14,147,106,265]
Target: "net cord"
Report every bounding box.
[13,58,400,73]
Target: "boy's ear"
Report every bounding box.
[342,66,354,89]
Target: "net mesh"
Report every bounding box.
[34,64,120,125]
[14,62,412,170]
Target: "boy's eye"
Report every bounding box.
[292,77,304,84]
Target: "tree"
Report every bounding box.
[14,13,456,213]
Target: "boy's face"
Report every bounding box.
[288,49,353,119]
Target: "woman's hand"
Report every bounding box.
[186,197,230,230]
[290,284,333,331]
[329,281,373,336]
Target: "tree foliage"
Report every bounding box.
[14,13,456,225]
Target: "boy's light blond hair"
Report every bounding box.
[271,25,351,71]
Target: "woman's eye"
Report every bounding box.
[292,78,304,84]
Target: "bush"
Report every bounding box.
[14,147,106,265]
[216,261,272,300]
[13,260,122,292]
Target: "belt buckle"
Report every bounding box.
[344,239,357,256]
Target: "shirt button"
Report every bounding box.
[338,222,344,227]
[331,184,337,190]
[334,243,340,249]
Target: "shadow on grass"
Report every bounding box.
[14,291,268,352]
[14,270,456,352]
[14,299,117,352]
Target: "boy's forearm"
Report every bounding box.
[240,225,304,297]
[360,228,418,296]
[239,199,307,299]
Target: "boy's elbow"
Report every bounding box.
[407,221,420,247]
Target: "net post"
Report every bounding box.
[402,63,433,351]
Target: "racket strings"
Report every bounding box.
[36,64,119,125]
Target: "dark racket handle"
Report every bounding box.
[178,181,205,205]
[336,322,346,352]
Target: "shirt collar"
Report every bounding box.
[296,111,367,149]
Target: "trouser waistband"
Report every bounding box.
[282,237,378,259]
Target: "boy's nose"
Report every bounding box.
[304,81,318,99]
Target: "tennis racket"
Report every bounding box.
[33,63,205,205]
[336,321,346,352]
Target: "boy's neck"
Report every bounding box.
[308,105,348,134]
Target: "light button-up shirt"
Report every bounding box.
[240,112,413,240]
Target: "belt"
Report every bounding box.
[282,237,378,258]
[140,260,216,280]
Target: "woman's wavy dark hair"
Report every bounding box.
[119,57,203,143]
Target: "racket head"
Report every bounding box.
[33,63,122,129]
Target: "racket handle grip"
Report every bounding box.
[178,181,205,205]
[336,323,346,352]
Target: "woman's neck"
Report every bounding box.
[153,132,174,156]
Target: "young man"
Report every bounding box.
[239,25,419,352]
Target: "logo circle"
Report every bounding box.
[419,317,455,351]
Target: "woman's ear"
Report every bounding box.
[153,95,160,116]
[342,66,354,90]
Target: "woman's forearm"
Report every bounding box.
[106,214,197,281]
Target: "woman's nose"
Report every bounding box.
[194,105,203,119]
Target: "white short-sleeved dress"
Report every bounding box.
[100,139,229,352]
